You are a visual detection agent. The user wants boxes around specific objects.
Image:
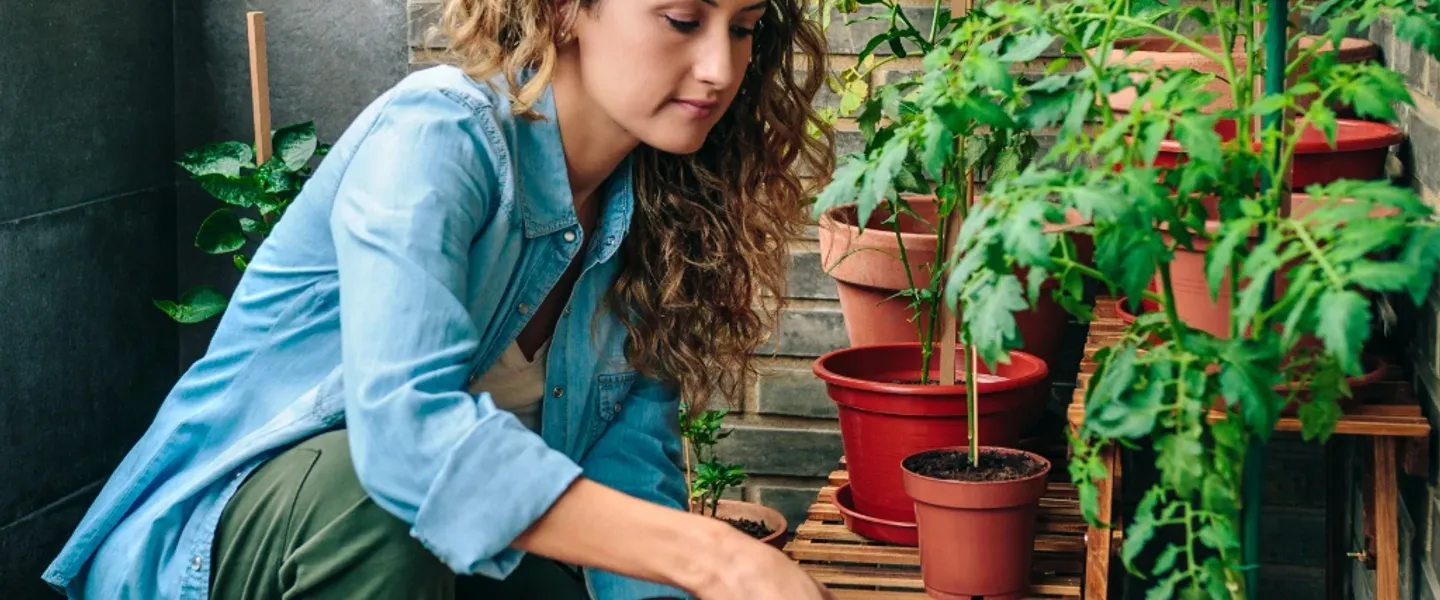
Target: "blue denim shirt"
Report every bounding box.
[42,65,691,600]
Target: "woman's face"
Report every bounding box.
[568,0,767,155]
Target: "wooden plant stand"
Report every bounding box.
[782,437,1089,599]
[1067,297,1430,600]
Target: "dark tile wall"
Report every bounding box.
[0,0,177,597]
[172,0,408,367]
[2,1,407,597]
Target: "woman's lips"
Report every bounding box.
[672,99,717,119]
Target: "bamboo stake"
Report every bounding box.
[939,0,975,387]
[248,11,273,166]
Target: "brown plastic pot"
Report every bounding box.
[1113,298,1389,416]
[711,500,788,550]
[813,343,1049,525]
[1104,35,1377,117]
[901,446,1051,600]
[1158,192,1399,338]
[1154,118,1404,188]
[816,195,1091,371]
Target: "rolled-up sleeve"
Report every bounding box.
[329,86,583,579]
[579,373,694,600]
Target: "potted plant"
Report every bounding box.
[809,0,1056,546]
[678,404,787,549]
[157,122,329,323]
[931,0,1440,596]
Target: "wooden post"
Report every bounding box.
[247,11,273,165]
[939,0,975,386]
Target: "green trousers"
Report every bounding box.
[211,429,591,600]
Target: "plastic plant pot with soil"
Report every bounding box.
[1153,118,1405,188]
[817,196,1091,372]
[813,343,1049,544]
[679,405,787,549]
[901,446,1051,600]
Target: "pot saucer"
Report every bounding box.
[833,483,918,546]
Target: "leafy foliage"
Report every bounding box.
[679,404,749,517]
[157,122,331,323]
[820,0,1440,596]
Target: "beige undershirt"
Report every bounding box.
[468,340,549,433]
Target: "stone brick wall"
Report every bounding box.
[1368,16,1440,600]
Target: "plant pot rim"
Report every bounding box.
[818,194,940,245]
[1110,33,1374,56]
[712,499,788,547]
[900,445,1053,487]
[1158,118,1404,154]
[813,343,1050,396]
[832,482,919,529]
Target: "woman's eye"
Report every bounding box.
[730,25,756,38]
[664,15,701,32]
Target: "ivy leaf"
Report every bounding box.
[1316,289,1370,375]
[176,141,254,177]
[154,286,228,324]
[196,174,270,208]
[195,209,247,254]
[272,121,319,171]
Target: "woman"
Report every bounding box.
[42,0,836,598]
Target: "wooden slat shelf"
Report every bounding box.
[784,443,1087,599]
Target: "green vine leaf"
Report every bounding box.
[272,121,319,171]
[195,209,246,254]
[195,174,269,208]
[176,141,254,178]
[154,286,228,324]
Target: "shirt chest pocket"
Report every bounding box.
[588,370,637,438]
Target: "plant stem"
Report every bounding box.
[888,196,929,382]
[1075,14,1232,67]
[1287,220,1345,287]
[1159,263,1189,351]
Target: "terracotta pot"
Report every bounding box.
[1159,192,1399,338]
[1113,298,1389,416]
[901,446,1051,600]
[710,499,788,550]
[816,195,1092,370]
[1154,118,1404,188]
[813,343,1049,524]
[1104,35,1378,117]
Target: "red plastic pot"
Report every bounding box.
[1154,118,1404,188]
[816,197,1092,373]
[902,446,1051,600]
[813,343,1049,525]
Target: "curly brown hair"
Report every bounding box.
[438,0,835,408]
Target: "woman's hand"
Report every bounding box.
[683,525,837,600]
[513,478,835,600]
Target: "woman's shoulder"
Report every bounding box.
[375,64,529,130]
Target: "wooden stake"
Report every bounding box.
[939,0,975,386]
[247,11,273,165]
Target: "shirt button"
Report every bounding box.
[613,402,623,413]
[517,303,530,315]
[552,386,565,398]
[563,230,577,243]
[191,556,203,571]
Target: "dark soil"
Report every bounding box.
[903,448,1045,482]
[723,517,775,539]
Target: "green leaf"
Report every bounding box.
[963,97,1017,129]
[1064,89,1094,134]
[1154,543,1183,576]
[961,273,1029,366]
[934,100,969,133]
[1316,289,1370,375]
[1122,486,1162,569]
[1155,433,1205,497]
[1221,341,1283,435]
[176,141,254,177]
[1173,115,1221,164]
[1346,80,1396,120]
[1139,118,1170,165]
[195,209,247,254]
[813,159,866,218]
[1084,346,1165,439]
[1205,220,1250,300]
[1401,225,1440,305]
[196,174,270,208]
[970,54,1013,93]
[272,122,319,171]
[154,286,229,324]
[233,254,249,272]
[856,142,908,228]
[922,118,952,179]
[1347,261,1413,292]
[1146,571,1184,600]
[1000,31,1055,62]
